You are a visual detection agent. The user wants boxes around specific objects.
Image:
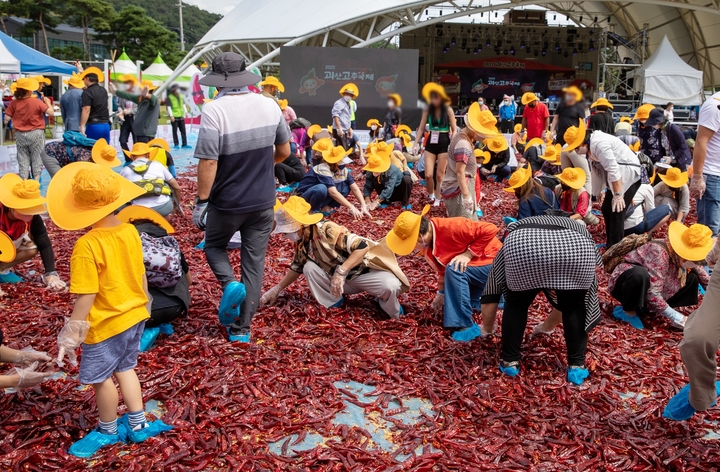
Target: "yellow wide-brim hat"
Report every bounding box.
[475,148,491,164]
[118,74,139,85]
[526,137,544,148]
[620,116,634,124]
[116,205,174,234]
[140,79,158,91]
[147,138,170,152]
[91,138,121,168]
[278,99,288,110]
[123,142,159,159]
[47,162,146,230]
[563,119,587,152]
[386,205,430,256]
[388,93,402,106]
[514,123,523,133]
[422,82,449,103]
[401,133,412,148]
[668,221,714,262]
[363,152,391,173]
[367,141,393,160]
[395,124,412,137]
[80,67,104,82]
[366,119,380,128]
[558,167,586,190]
[504,166,532,192]
[521,92,538,105]
[0,231,16,263]
[485,135,509,153]
[14,77,40,92]
[307,124,322,138]
[260,76,285,93]
[562,86,583,101]
[282,196,323,226]
[633,104,655,121]
[0,173,46,214]
[311,137,333,153]
[629,140,641,152]
[64,73,84,89]
[659,167,689,188]
[540,144,562,162]
[322,145,351,164]
[339,83,359,97]
[467,103,500,137]
[590,98,614,109]
[32,75,51,85]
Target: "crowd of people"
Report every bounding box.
[1,50,720,458]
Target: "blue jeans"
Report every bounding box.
[85,122,110,141]
[300,184,347,211]
[698,174,720,236]
[443,264,492,329]
[625,204,672,235]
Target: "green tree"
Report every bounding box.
[51,44,85,60]
[4,0,61,54]
[62,0,115,60]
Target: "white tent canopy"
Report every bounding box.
[177,64,200,83]
[0,38,21,73]
[111,50,137,80]
[641,36,704,106]
[143,54,174,85]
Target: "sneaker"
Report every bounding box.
[218,281,246,326]
[567,366,589,385]
[68,428,123,458]
[227,326,250,343]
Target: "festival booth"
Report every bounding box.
[110,49,139,80]
[142,53,174,86]
[639,36,704,106]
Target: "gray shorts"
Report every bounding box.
[78,321,145,385]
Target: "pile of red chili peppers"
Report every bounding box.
[1,168,719,471]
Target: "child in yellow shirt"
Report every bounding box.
[46,162,173,457]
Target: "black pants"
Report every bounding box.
[136,135,151,144]
[500,119,514,134]
[602,179,641,248]
[119,114,135,158]
[612,265,699,312]
[370,172,413,205]
[171,118,187,147]
[332,129,351,150]
[275,163,305,185]
[147,301,186,328]
[502,288,588,366]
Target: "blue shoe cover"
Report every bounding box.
[499,363,520,377]
[567,366,589,385]
[173,145,180,149]
[320,210,335,217]
[420,179,426,186]
[700,284,706,295]
[119,415,173,443]
[476,209,483,218]
[276,185,294,193]
[182,145,192,149]
[218,282,246,326]
[195,239,206,250]
[227,327,250,343]
[663,382,720,421]
[68,428,123,458]
[596,243,606,249]
[502,216,517,226]
[498,296,505,310]
[379,203,389,208]
[451,323,482,342]
[402,204,412,210]
[139,327,160,352]
[398,305,405,316]
[591,209,602,215]
[158,323,174,335]
[0,271,23,283]
[330,296,345,308]
[407,162,413,169]
[612,306,644,329]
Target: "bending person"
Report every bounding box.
[363,149,413,211]
[120,143,183,217]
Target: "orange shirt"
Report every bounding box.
[6,97,48,131]
[425,217,502,276]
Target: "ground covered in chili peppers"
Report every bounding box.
[2,164,720,471]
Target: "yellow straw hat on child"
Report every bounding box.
[117,206,174,234]
[260,76,285,93]
[504,166,532,192]
[311,137,333,153]
[558,167,586,190]
[322,145,351,164]
[123,142,159,160]
[0,174,46,215]
[395,125,412,137]
[91,139,121,167]
[485,135,509,153]
[475,148,491,164]
[385,205,431,256]
[563,119,586,152]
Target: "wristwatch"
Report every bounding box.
[613,192,622,196]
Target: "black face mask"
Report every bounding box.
[528,103,536,108]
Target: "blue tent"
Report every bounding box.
[0,31,77,75]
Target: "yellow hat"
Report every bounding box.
[46,162,146,230]
[307,124,322,138]
[422,82,450,103]
[64,73,84,89]
[633,104,655,121]
[590,97,614,109]
[140,79,157,91]
[363,152,391,173]
[668,221,714,262]
[388,93,402,106]
[91,138,121,168]
[0,231,16,263]
[629,141,641,152]
[385,205,431,256]
[467,103,500,137]
[545,135,555,147]
[322,145,351,164]
[395,124,412,137]
[118,74,139,85]
[563,119,587,152]
[659,167,689,188]
[0,174,46,215]
[327,125,333,134]
[366,118,381,128]
[123,142,159,160]
[562,86,583,102]
[260,76,285,93]
[475,148,491,164]
[504,166,532,192]
[80,67,104,82]
[521,92,539,105]
[278,99,288,110]
[514,123,523,133]
[367,141,393,160]
[32,75,51,86]
[311,137,333,153]
[116,205,174,234]
[540,144,562,162]
[147,138,170,152]
[525,137,544,148]
[558,167,586,190]
[401,133,412,148]
[281,196,323,226]
[339,83,359,97]
[485,135,509,153]
[620,116,634,124]
[13,77,40,92]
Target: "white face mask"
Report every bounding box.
[283,232,301,243]
[370,125,377,130]
[387,100,395,108]
[478,100,484,105]
[343,95,352,102]
[681,260,697,270]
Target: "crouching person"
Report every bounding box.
[385,205,502,342]
[260,196,409,317]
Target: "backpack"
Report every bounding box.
[63,130,97,148]
[602,233,653,273]
[139,232,183,288]
[621,151,655,185]
[289,117,311,129]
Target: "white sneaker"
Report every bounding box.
[532,324,554,337]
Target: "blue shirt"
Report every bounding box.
[297,163,355,197]
[518,186,559,219]
[60,87,84,132]
[499,102,516,121]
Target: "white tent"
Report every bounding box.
[143,54,174,85]
[177,64,200,83]
[0,37,21,73]
[641,36,704,106]
[111,50,137,80]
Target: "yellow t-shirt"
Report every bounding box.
[70,223,149,344]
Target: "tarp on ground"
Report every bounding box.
[0,31,76,75]
[641,36,703,106]
[143,54,173,85]
[111,50,138,80]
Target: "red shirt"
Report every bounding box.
[6,97,48,131]
[0,205,28,240]
[522,102,549,140]
[425,217,502,277]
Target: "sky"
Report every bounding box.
[184,0,242,15]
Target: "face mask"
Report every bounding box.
[283,232,301,243]
[387,100,395,108]
[371,125,377,130]
[504,100,509,104]
[478,100,484,105]
[343,95,352,102]
[681,261,697,270]
[528,103,536,108]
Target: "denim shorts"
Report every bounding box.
[78,321,145,385]
[625,204,672,236]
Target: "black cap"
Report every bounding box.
[198,52,261,88]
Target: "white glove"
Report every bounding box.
[260,285,282,306]
[331,266,348,298]
[349,206,363,220]
[662,306,687,329]
[412,143,420,155]
[611,194,625,213]
[462,195,475,214]
[14,347,51,366]
[56,319,90,367]
[431,292,445,314]
[43,273,67,292]
[6,362,54,392]
[690,175,706,199]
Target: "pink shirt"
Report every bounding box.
[283,106,297,125]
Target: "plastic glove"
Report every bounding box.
[330,266,348,298]
[43,273,67,292]
[367,200,380,211]
[597,191,605,206]
[662,306,687,329]
[260,285,282,306]
[611,194,625,213]
[690,175,706,199]
[361,205,372,218]
[462,195,475,214]
[14,347,51,366]
[56,319,90,367]
[349,206,363,220]
[412,143,419,155]
[431,293,444,314]
[192,201,209,230]
[7,362,54,392]
[707,239,720,268]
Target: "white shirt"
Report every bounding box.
[625,184,656,229]
[698,92,720,176]
[120,158,174,208]
[588,131,641,197]
[664,109,674,122]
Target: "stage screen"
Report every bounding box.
[280,46,420,128]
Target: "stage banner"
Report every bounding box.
[457,68,554,101]
[280,46,420,128]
